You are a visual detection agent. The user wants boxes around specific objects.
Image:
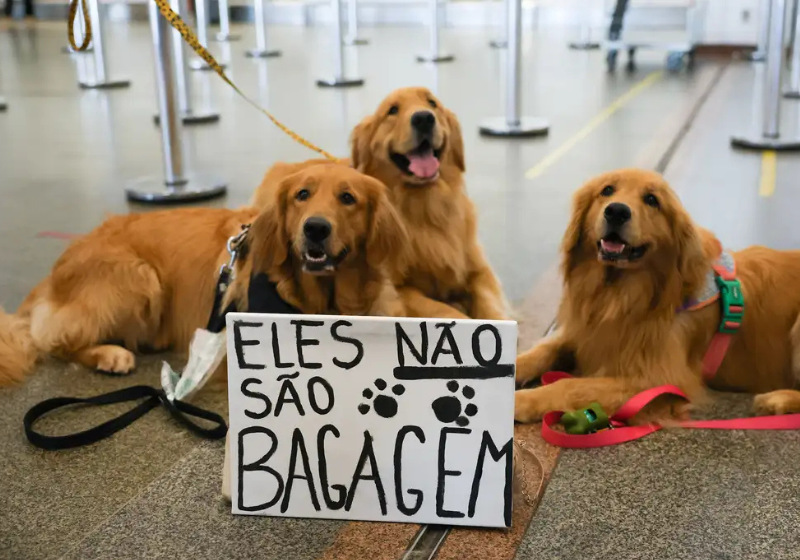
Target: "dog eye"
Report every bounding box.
[387,105,399,116]
[295,189,310,201]
[600,185,615,197]
[428,99,437,109]
[643,193,660,208]
[339,192,356,205]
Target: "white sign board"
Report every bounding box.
[226,313,517,528]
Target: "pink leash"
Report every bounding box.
[540,371,800,448]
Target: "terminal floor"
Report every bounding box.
[1,20,799,560]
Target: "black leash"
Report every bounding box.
[24,385,226,450]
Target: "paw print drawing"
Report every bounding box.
[432,381,478,427]
[358,378,405,419]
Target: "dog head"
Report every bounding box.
[248,164,407,276]
[561,169,707,280]
[350,87,465,187]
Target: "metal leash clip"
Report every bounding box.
[217,224,251,295]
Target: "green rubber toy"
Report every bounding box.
[560,402,610,435]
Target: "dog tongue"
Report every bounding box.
[407,152,440,178]
[601,239,626,253]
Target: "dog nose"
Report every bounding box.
[411,111,436,134]
[303,217,332,243]
[604,203,631,226]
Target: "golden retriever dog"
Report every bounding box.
[0,165,406,386]
[251,87,508,320]
[515,168,800,424]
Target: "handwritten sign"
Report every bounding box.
[226,313,517,528]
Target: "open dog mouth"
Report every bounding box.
[389,139,443,182]
[301,245,349,275]
[597,232,648,262]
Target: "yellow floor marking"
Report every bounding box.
[759,151,776,197]
[525,71,665,180]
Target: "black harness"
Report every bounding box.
[24,239,299,451]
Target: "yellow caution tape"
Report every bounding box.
[67,0,337,161]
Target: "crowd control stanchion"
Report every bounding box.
[416,0,454,62]
[78,0,130,89]
[732,0,800,150]
[190,0,226,70]
[489,0,508,48]
[748,0,772,62]
[479,0,548,137]
[784,0,800,98]
[215,0,241,41]
[155,0,220,125]
[344,0,368,45]
[569,2,599,50]
[246,0,282,57]
[127,0,227,203]
[317,0,364,87]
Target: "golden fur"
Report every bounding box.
[515,168,800,423]
[0,166,405,386]
[251,87,508,320]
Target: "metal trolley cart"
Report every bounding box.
[604,0,706,72]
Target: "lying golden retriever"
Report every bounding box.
[0,165,406,385]
[252,87,508,320]
[515,168,800,423]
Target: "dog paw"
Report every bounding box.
[514,389,545,423]
[95,346,136,374]
[358,378,405,419]
[753,391,800,415]
[431,381,477,427]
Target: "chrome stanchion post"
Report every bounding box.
[317,0,364,87]
[190,0,226,70]
[417,0,454,62]
[489,0,508,48]
[747,0,771,62]
[479,0,548,137]
[784,0,800,97]
[155,0,220,125]
[569,1,599,50]
[344,0,368,45]
[246,0,282,57]
[127,0,227,203]
[215,0,241,41]
[78,0,130,88]
[732,0,800,149]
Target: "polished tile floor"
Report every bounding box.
[3,18,800,560]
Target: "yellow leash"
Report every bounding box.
[67,0,337,161]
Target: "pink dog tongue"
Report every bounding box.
[407,152,440,178]
[601,239,626,253]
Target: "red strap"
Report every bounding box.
[701,333,733,381]
[538,373,800,448]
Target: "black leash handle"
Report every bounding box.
[24,385,227,451]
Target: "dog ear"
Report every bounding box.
[444,108,465,172]
[560,184,595,276]
[675,210,712,297]
[350,115,377,171]
[248,177,291,274]
[366,180,408,270]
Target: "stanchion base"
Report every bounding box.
[0,97,7,112]
[344,37,369,45]
[489,40,507,48]
[153,110,220,126]
[784,89,800,99]
[78,78,131,89]
[316,77,365,88]
[416,53,455,63]
[125,175,228,203]
[245,49,282,58]
[569,41,600,50]
[730,133,800,151]
[190,59,227,71]
[214,32,241,42]
[479,117,550,138]
[61,45,93,54]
